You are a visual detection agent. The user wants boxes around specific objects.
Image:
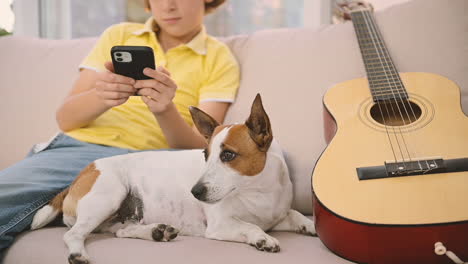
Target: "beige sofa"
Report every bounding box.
[1,0,467,263]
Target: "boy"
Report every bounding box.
[0,0,239,259]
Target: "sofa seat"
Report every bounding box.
[5,226,352,264]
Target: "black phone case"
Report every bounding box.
[111,46,155,80]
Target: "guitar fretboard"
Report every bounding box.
[350,10,408,102]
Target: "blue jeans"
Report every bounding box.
[0,133,149,261]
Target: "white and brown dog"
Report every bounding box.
[31,94,316,264]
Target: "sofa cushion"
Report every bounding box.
[221,0,468,213]
[0,36,98,170]
[4,227,353,264]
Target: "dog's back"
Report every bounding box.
[31,149,207,233]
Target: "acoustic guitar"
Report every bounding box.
[311,1,468,263]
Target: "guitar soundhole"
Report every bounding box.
[370,100,422,126]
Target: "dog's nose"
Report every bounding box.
[191,183,207,201]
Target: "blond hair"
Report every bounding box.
[144,0,226,14]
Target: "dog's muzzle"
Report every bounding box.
[191,183,207,201]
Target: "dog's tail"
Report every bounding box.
[30,187,69,230]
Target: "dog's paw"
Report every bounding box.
[296,221,317,237]
[249,234,280,253]
[68,253,89,264]
[151,224,179,242]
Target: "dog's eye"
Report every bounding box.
[220,150,237,162]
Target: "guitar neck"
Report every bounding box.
[350,10,408,102]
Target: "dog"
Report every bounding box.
[30,94,316,264]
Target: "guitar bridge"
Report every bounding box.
[356,158,468,180]
[385,159,445,176]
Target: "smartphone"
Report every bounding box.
[111,46,156,81]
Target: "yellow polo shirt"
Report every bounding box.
[65,18,240,150]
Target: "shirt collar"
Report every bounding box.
[132,17,207,55]
[184,26,207,55]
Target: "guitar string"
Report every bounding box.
[353,10,407,166]
[366,11,438,171]
[359,10,412,165]
[365,10,430,172]
[361,9,425,171]
[350,11,398,163]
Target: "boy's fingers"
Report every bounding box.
[157,66,171,76]
[103,61,135,85]
[104,83,136,93]
[134,79,165,92]
[104,61,115,73]
[143,68,176,88]
[103,61,136,84]
[104,91,134,100]
[137,87,161,97]
[102,71,135,85]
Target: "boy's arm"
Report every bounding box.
[56,24,130,132]
[136,42,239,149]
[136,66,233,149]
[56,69,109,132]
[56,63,136,132]
[153,101,230,149]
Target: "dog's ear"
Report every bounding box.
[189,106,220,142]
[245,94,273,152]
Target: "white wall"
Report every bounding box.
[304,0,333,28]
[12,0,72,39]
[369,0,412,10]
[12,0,40,37]
[40,0,72,39]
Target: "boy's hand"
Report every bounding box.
[135,66,177,114]
[94,61,137,107]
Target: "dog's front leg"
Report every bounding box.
[270,209,317,236]
[114,222,179,242]
[205,217,280,252]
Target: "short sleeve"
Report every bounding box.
[79,24,124,72]
[199,46,240,103]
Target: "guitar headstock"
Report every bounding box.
[333,0,374,23]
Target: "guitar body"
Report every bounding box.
[312,72,468,264]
